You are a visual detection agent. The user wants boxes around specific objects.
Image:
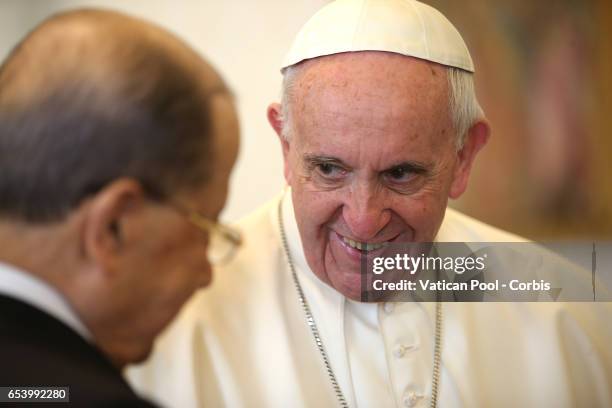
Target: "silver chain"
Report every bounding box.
[277,197,443,408]
[431,300,442,408]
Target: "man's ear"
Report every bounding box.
[82,178,145,273]
[449,120,490,199]
[267,102,292,183]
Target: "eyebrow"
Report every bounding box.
[382,161,429,174]
[303,154,350,168]
[304,154,429,174]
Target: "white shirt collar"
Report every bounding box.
[0,261,92,340]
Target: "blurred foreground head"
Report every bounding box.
[0,9,239,366]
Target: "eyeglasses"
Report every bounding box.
[168,202,242,266]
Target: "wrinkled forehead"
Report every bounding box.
[290,52,451,130]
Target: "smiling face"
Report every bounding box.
[270,52,486,300]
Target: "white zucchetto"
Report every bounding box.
[281,0,474,72]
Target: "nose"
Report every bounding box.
[342,184,391,241]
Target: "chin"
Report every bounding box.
[326,268,364,301]
[129,342,155,365]
[337,286,363,302]
[105,341,153,369]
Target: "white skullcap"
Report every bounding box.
[281,0,474,72]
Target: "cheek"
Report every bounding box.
[392,193,449,240]
[151,244,211,315]
[439,154,462,193]
[171,234,209,271]
[292,189,342,233]
[152,227,209,276]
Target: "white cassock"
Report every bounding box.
[127,192,612,408]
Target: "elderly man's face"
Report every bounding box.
[92,93,240,366]
[271,52,485,300]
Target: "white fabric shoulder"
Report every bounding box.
[439,207,527,243]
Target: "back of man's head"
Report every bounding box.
[0,9,227,222]
[0,9,239,369]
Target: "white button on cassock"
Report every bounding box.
[383,302,395,314]
[402,390,424,407]
[393,343,415,358]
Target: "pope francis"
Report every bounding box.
[127,0,612,407]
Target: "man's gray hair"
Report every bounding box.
[0,9,226,223]
[280,64,484,149]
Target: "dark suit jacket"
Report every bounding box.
[0,294,157,407]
